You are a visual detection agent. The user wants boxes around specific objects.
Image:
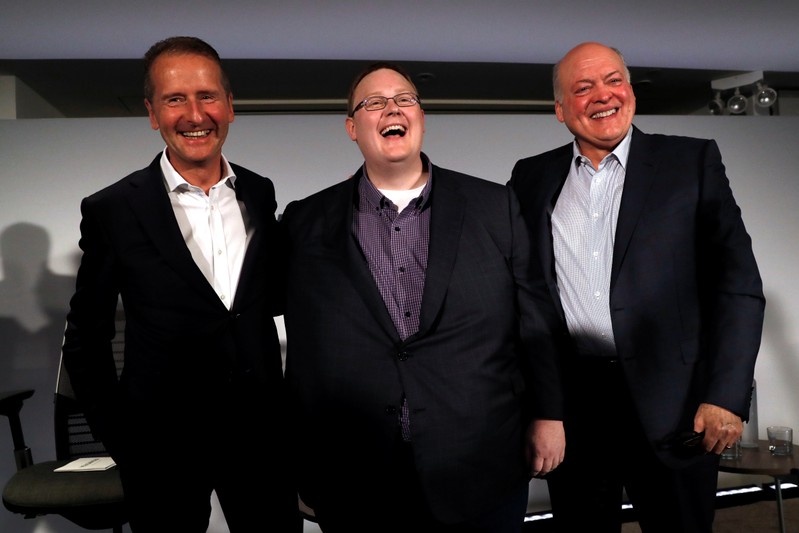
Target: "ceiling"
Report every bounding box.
[2,1,798,118]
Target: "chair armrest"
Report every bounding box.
[0,389,36,469]
[0,390,35,418]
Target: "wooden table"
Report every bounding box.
[719,439,799,533]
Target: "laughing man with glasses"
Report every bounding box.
[281,62,565,533]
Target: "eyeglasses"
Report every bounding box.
[349,92,420,117]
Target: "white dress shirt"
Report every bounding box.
[159,149,251,309]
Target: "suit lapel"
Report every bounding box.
[232,172,270,310]
[541,148,572,321]
[611,127,657,290]
[326,174,401,341]
[415,169,464,339]
[126,155,221,305]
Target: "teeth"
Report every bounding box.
[182,130,211,137]
[591,109,617,119]
[380,124,406,137]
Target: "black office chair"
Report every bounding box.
[0,310,127,532]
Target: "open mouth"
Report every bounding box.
[591,109,617,119]
[381,125,407,137]
[181,130,211,138]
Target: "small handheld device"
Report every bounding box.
[658,430,705,451]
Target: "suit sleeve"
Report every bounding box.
[697,140,765,417]
[61,196,123,455]
[508,185,565,421]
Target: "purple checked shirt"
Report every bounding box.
[354,157,432,341]
[354,154,433,441]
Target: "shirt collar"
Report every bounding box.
[356,152,433,212]
[159,148,237,192]
[571,126,633,171]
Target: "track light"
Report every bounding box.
[755,82,778,108]
[727,88,748,114]
[708,92,725,115]
[708,70,779,116]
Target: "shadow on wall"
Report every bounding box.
[0,222,92,533]
[0,222,229,533]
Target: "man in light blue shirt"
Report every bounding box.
[510,42,765,533]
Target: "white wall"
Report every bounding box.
[0,113,796,530]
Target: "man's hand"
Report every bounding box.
[694,402,743,455]
[525,419,565,478]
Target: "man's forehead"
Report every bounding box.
[355,69,414,95]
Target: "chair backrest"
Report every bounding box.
[54,308,125,461]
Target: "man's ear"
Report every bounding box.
[345,116,357,141]
[554,101,565,124]
[145,99,159,130]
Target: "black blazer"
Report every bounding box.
[282,162,562,522]
[510,127,765,467]
[62,154,284,457]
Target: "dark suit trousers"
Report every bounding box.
[313,439,528,533]
[546,357,719,533]
[118,385,299,533]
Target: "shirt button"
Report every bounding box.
[404,311,411,318]
[398,267,405,273]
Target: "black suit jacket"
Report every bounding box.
[62,154,284,458]
[510,127,765,467]
[281,162,562,522]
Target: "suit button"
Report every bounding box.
[397,351,409,361]
[385,406,397,415]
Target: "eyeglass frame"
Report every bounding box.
[349,92,421,117]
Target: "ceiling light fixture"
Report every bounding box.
[708,91,725,115]
[755,82,778,108]
[708,70,779,116]
[727,88,748,114]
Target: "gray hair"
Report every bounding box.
[552,46,631,103]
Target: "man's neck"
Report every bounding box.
[169,155,223,194]
[576,143,615,171]
[575,129,631,171]
[365,158,427,191]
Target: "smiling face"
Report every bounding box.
[554,42,636,165]
[144,52,234,177]
[345,68,425,174]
